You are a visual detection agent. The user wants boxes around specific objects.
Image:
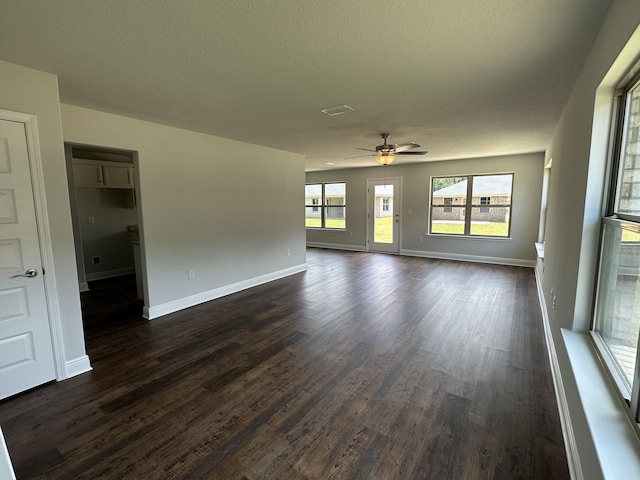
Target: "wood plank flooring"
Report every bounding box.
[0,248,568,479]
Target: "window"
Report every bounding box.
[382,198,390,212]
[480,196,491,213]
[430,174,513,237]
[593,74,640,412]
[305,182,346,229]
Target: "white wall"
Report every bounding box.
[306,152,544,265]
[541,0,640,477]
[0,60,87,368]
[60,104,306,317]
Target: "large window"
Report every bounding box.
[430,174,513,237]
[593,74,640,412]
[305,182,346,229]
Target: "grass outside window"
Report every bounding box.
[432,222,509,237]
[306,218,346,229]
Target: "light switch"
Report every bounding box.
[88,216,95,224]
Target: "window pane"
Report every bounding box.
[432,177,468,205]
[325,183,346,205]
[470,207,510,236]
[431,207,465,234]
[305,184,322,206]
[431,177,467,234]
[324,206,345,229]
[617,84,640,217]
[374,184,394,242]
[472,175,512,204]
[595,222,640,391]
[305,207,321,227]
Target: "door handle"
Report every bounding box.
[10,268,38,279]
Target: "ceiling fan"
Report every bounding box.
[350,133,428,165]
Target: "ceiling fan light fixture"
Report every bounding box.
[375,153,395,165]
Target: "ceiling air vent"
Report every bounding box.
[321,105,354,116]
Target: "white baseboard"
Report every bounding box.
[85,267,134,282]
[145,263,307,320]
[400,249,536,268]
[305,243,534,267]
[79,281,90,292]
[535,268,582,480]
[64,355,92,379]
[306,242,367,252]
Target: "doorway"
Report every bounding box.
[367,177,401,253]
[65,143,146,327]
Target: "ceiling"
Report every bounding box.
[0,0,611,171]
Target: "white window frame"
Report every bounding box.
[305,182,346,230]
[429,174,513,238]
[592,71,640,422]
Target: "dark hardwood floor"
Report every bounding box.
[0,248,568,479]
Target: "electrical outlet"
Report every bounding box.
[286,249,291,257]
[88,216,95,224]
[188,269,195,279]
[552,295,557,310]
[92,256,100,265]
[418,235,423,242]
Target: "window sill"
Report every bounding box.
[562,329,640,478]
[427,233,512,242]
[306,228,347,232]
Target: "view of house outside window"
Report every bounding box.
[430,174,513,237]
[594,77,640,403]
[305,182,346,229]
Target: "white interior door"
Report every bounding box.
[367,178,401,253]
[0,118,56,400]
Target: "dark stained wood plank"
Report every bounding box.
[0,248,569,479]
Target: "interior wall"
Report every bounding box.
[306,152,544,265]
[60,104,306,315]
[75,188,138,280]
[541,0,640,476]
[0,60,87,366]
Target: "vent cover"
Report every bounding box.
[321,105,354,116]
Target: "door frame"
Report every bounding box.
[1,109,65,380]
[366,176,402,253]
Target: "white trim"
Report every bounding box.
[400,249,535,267]
[145,263,307,320]
[0,427,16,480]
[306,242,367,252]
[563,330,640,479]
[64,355,92,378]
[535,268,583,480]
[0,109,68,381]
[85,267,134,282]
[79,281,90,292]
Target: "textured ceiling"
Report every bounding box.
[0,0,611,171]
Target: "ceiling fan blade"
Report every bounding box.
[355,148,378,153]
[393,142,421,153]
[397,150,428,156]
[345,153,376,159]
